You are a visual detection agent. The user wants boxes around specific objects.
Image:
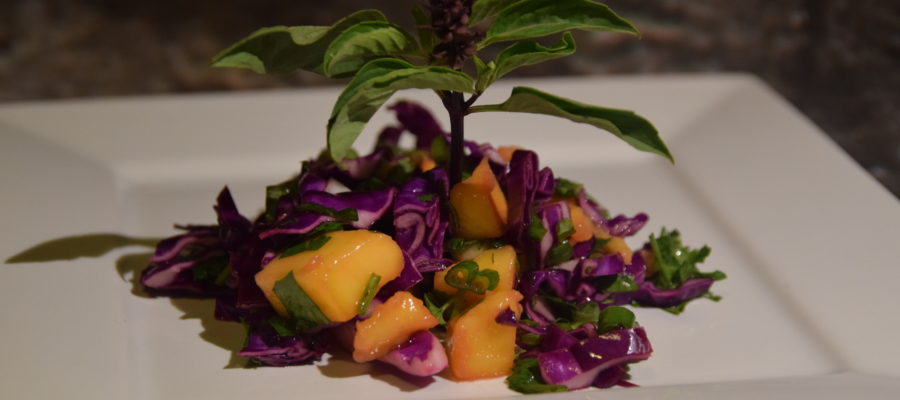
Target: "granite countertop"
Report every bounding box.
[1,0,897,197]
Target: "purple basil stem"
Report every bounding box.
[239,334,325,367]
[379,330,448,377]
[632,278,715,308]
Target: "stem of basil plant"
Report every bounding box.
[446,91,466,187]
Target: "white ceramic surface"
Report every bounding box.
[2,75,898,399]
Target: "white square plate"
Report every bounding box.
[2,75,898,399]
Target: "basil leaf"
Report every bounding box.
[273,271,332,332]
[596,305,636,333]
[211,10,387,74]
[327,58,474,161]
[546,240,573,266]
[554,177,583,199]
[265,178,296,222]
[471,86,673,162]
[556,218,575,241]
[280,235,331,258]
[410,5,436,56]
[506,357,568,394]
[480,0,637,48]
[480,33,576,90]
[297,202,359,222]
[268,316,296,336]
[602,274,637,293]
[569,300,600,328]
[649,228,720,290]
[424,291,453,325]
[357,273,382,315]
[322,21,417,78]
[471,0,522,25]
[527,210,548,241]
[473,55,496,93]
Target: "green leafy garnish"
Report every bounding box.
[424,291,453,325]
[272,271,332,332]
[357,273,382,316]
[279,235,331,258]
[506,357,568,394]
[471,86,673,162]
[444,260,500,295]
[546,240,573,266]
[479,0,638,48]
[648,228,724,290]
[554,178,583,199]
[596,305,636,333]
[297,203,358,222]
[527,211,548,240]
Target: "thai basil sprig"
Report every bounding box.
[211,0,673,185]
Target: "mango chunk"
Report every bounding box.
[565,200,596,243]
[593,226,634,264]
[496,146,523,163]
[434,245,518,304]
[447,289,524,381]
[255,230,404,323]
[353,291,439,362]
[450,157,508,239]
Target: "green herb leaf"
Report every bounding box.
[556,218,575,241]
[410,5,436,56]
[567,300,600,329]
[471,86,673,162]
[416,194,435,202]
[190,255,229,283]
[479,32,576,90]
[211,10,387,74]
[471,0,522,25]
[272,271,332,332]
[444,260,500,295]
[546,240,573,266]
[649,228,718,290]
[357,273,382,315]
[280,235,332,258]
[268,316,296,336]
[265,178,296,222]
[327,58,474,161]
[297,203,359,222]
[424,291,453,325]
[527,210,548,241]
[596,305,636,333]
[554,177,583,199]
[322,21,417,78]
[506,357,568,394]
[602,274,637,293]
[479,0,637,48]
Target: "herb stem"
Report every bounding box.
[447,91,467,187]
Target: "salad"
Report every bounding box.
[139,0,725,394]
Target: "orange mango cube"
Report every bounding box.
[593,226,634,264]
[565,200,596,243]
[353,291,439,362]
[450,157,508,239]
[255,230,405,323]
[447,289,523,381]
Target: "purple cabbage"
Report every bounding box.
[140,226,225,295]
[536,327,652,390]
[392,170,450,270]
[632,278,715,308]
[259,188,395,239]
[239,333,325,367]
[378,330,448,377]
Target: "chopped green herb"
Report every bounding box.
[596,306,636,333]
[357,273,382,316]
[424,291,453,325]
[297,203,359,222]
[554,178,583,199]
[268,316,296,336]
[444,260,499,295]
[280,235,332,258]
[265,178,296,222]
[416,193,435,202]
[272,271,332,332]
[506,357,568,394]
[556,218,574,240]
[546,240,573,266]
[649,228,722,290]
[527,211,548,241]
[190,256,229,283]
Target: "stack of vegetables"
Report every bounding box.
[141,101,724,393]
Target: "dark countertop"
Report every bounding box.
[1,0,897,198]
